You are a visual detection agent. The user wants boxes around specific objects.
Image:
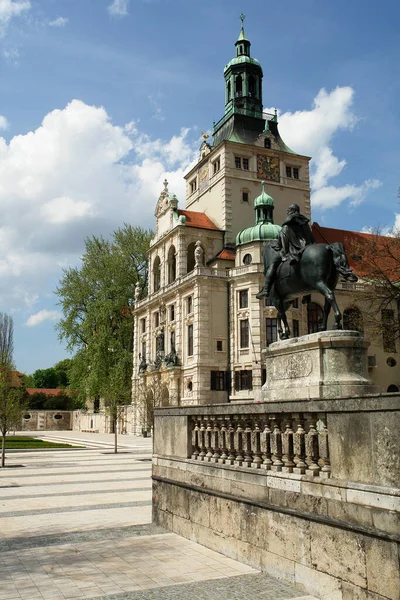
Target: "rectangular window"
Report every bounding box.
[240,319,249,348]
[292,319,299,338]
[292,298,299,309]
[239,290,248,309]
[293,167,299,179]
[190,179,197,193]
[213,158,220,174]
[187,296,193,314]
[242,158,249,170]
[170,330,175,351]
[141,341,146,360]
[235,156,241,169]
[187,324,194,356]
[286,166,292,178]
[140,318,146,333]
[210,371,226,391]
[382,310,396,352]
[169,304,175,321]
[154,312,159,328]
[265,296,273,307]
[234,370,253,391]
[216,340,223,352]
[242,191,249,202]
[266,318,278,345]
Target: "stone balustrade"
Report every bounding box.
[190,413,330,477]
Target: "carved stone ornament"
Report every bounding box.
[154,179,171,217]
[134,281,141,301]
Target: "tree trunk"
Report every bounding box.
[114,417,118,454]
[1,432,6,468]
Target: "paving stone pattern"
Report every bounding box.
[0,431,315,600]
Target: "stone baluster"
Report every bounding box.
[243,422,253,467]
[270,415,283,471]
[198,419,207,460]
[251,421,263,468]
[261,419,273,470]
[212,420,220,462]
[206,420,214,461]
[318,414,331,478]
[227,420,236,465]
[293,414,307,475]
[234,419,244,466]
[219,419,228,463]
[305,414,321,476]
[282,417,295,473]
[191,418,200,460]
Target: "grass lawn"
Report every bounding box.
[4,436,82,449]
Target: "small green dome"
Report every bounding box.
[254,181,274,207]
[224,55,262,72]
[236,222,281,246]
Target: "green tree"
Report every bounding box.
[0,314,26,468]
[32,368,58,389]
[56,224,152,452]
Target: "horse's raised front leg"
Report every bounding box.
[314,282,342,330]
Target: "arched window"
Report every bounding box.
[307,302,323,334]
[387,384,399,393]
[153,256,161,292]
[167,245,176,284]
[187,242,196,273]
[248,75,255,97]
[343,307,363,333]
[235,75,242,97]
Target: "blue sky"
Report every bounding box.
[0,0,399,373]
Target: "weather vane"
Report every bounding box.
[240,13,246,25]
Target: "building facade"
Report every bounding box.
[131,24,399,433]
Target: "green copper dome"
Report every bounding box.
[236,182,281,246]
[224,55,262,72]
[254,181,274,207]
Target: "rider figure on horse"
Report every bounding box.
[256,203,315,299]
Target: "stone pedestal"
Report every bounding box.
[261,331,377,401]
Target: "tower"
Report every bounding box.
[184,17,311,246]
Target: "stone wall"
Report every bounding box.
[73,405,133,434]
[152,396,400,600]
[21,410,72,431]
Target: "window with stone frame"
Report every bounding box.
[210,371,226,391]
[266,318,278,345]
[293,167,299,179]
[153,256,161,292]
[216,340,223,352]
[169,304,175,321]
[187,324,194,356]
[167,245,176,284]
[307,302,323,334]
[239,289,248,309]
[154,312,159,328]
[187,295,193,314]
[240,319,249,348]
[382,310,396,353]
[242,158,249,170]
[286,166,292,178]
[140,318,146,333]
[235,156,242,169]
[190,179,197,194]
[213,157,221,174]
[234,370,252,391]
[170,330,176,352]
[141,341,146,360]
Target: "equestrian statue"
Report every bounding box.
[256,204,358,339]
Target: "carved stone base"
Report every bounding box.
[261,331,377,401]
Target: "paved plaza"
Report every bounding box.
[0,432,316,600]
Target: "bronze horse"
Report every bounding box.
[262,242,357,339]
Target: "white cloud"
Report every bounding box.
[3,47,19,64]
[108,0,130,16]
[25,309,61,327]
[0,0,30,38]
[0,99,197,314]
[48,16,68,28]
[273,87,380,211]
[0,115,8,129]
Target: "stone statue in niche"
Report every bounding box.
[134,281,141,302]
[256,204,358,339]
[194,241,204,267]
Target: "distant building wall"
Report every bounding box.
[21,410,72,431]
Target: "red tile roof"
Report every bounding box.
[312,222,400,280]
[215,248,236,260]
[26,388,69,396]
[178,210,221,231]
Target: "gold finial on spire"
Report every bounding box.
[201,131,210,140]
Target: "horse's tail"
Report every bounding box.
[327,242,358,282]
